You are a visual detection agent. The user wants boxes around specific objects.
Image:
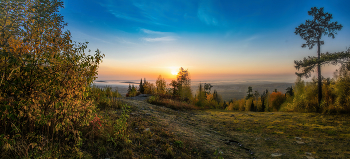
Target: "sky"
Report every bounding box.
[59,0,350,82]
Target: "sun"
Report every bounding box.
[171,70,178,75]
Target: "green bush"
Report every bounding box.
[332,65,350,113]
[0,0,103,157]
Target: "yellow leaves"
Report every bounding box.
[29,142,37,149]
[3,143,13,151]
[0,1,104,156]
[206,94,213,101]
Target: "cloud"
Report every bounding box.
[141,28,166,34]
[243,35,260,42]
[115,37,136,45]
[101,1,169,26]
[197,1,219,26]
[142,36,176,42]
[108,10,147,24]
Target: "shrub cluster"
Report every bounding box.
[0,0,108,157]
[283,67,350,114]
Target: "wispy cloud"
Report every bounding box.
[243,35,260,42]
[72,30,112,44]
[197,1,219,26]
[142,36,176,42]
[140,28,177,42]
[141,28,166,34]
[101,1,169,27]
[115,37,136,45]
[108,10,147,24]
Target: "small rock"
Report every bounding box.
[271,153,283,157]
[295,137,302,140]
[305,152,312,156]
[144,128,150,132]
[296,141,305,144]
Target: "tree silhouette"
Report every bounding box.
[176,67,192,101]
[170,80,178,96]
[204,83,213,94]
[295,7,343,109]
[246,86,253,99]
[156,75,166,95]
[128,84,132,93]
[285,86,294,96]
[139,78,144,94]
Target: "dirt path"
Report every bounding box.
[119,97,350,159]
[119,97,257,158]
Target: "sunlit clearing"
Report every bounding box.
[171,70,178,75]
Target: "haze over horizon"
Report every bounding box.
[60,0,350,82]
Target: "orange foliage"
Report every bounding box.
[269,92,286,111]
[206,94,213,101]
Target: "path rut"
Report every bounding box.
[119,97,255,158]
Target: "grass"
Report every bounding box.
[194,110,350,158]
[80,99,211,158]
[3,85,349,158]
[147,96,201,110]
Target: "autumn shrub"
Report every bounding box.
[90,85,121,109]
[156,75,167,95]
[279,94,295,112]
[254,97,263,112]
[206,93,216,108]
[288,78,319,112]
[238,98,246,111]
[126,86,140,97]
[143,81,156,94]
[245,98,254,111]
[0,0,103,157]
[194,87,207,107]
[148,97,200,110]
[268,92,286,111]
[225,99,240,111]
[330,65,350,113]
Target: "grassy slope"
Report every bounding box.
[199,110,350,158]
[87,97,350,158]
[82,99,212,158]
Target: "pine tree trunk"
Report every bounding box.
[317,38,322,111]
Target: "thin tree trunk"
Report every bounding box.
[317,38,322,111]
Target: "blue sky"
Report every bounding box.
[59,0,350,82]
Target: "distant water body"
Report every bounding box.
[93,79,294,101]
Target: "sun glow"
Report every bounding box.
[171,70,178,75]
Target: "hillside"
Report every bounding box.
[116,96,350,158]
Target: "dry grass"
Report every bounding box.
[196,110,350,158]
[148,97,201,110]
[126,97,350,158]
[80,100,210,158]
